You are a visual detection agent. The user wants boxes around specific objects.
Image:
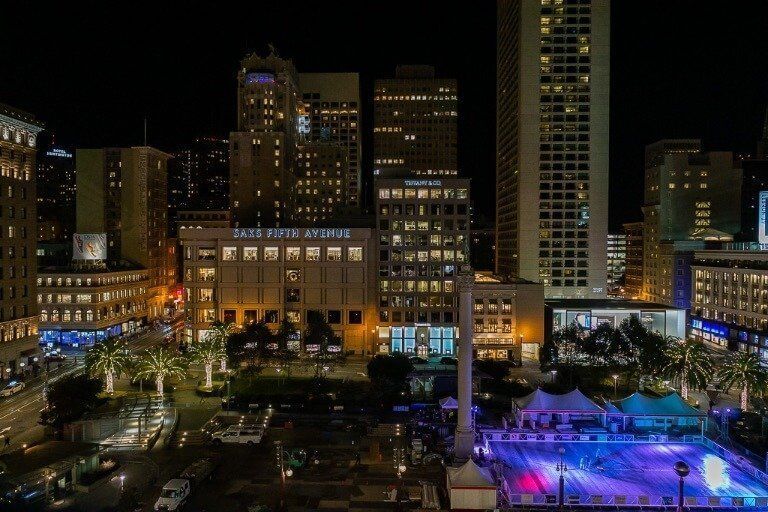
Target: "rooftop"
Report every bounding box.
[0,441,100,477]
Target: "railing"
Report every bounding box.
[483,430,643,444]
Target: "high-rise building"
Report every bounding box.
[737,106,768,243]
[642,140,741,304]
[373,66,457,176]
[230,51,303,227]
[606,233,626,296]
[295,142,349,225]
[37,141,75,242]
[622,221,643,299]
[299,73,361,210]
[168,137,229,215]
[496,0,610,299]
[374,169,470,356]
[76,146,172,319]
[0,103,44,374]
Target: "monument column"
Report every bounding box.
[454,265,475,462]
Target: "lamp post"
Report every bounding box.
[556,447,568,509]
[275,440,291,511]
[673,460,690,512]
[612,374,619,399]
[550,369,557,383]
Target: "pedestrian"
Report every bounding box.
[355,452,361,465]
[4,435,10,449]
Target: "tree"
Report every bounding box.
[190,335,226,389]
[718,351,768,411]
[207,322,237,372]
[474,359,510,382]
[619,316,669,381]
[367,354,414,405]
[273,318,299,381]
[304,314,345,379]
[226,320,274,373]
[40,374,105,430]
[661,338,713,400]
[85,337,129,394]
[133,347,187,396]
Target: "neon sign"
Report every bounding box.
[232,228,352,239]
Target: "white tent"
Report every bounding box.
[513,388,606,428]
[439,396,459,410]
[446,459,497,510]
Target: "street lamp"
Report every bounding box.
[550,369,557,383]
[612,374,619,399]
[556,447,568,509]
[119,473,126,492]
[673,460,690,512]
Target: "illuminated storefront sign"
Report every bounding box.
[691,318,728,337]
[759,191,768,244]
[232,228,352,240]
[45,147,73,158]
[245,72,275,84]
[403,179,441,187]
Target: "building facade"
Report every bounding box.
[230,51,303,227]
[496,0,610,299]
[295,142,349,224]
[606,233,626,296]
[168,137,229,216]
[179,227,376,354]
[36,143,75,242]
[472,272,544,361]
[373,66,457,176]
[622,221,643,299]
[0,103,44,375]
[374,171,470,356]
[299,73,361,210]
[690,248,768,357]
[642,140,741,304]
[37,267,150,346]
[76,146,172,319]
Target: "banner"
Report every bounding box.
[73,233,107,260]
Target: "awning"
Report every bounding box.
[514,388,605,414]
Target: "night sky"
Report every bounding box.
[1,1,766,230]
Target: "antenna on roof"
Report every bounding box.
[143,117,148,146]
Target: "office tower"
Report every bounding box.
[299,73,361,210]
[374,169,470,356]
[737,107,768,242]
[373,66,458,176]
[295,142,349,225]
[36,140,75,242]
[230,51,303,227]
[622,221,643,298]
[606,233,626,296]
[76,146,172,319]
[642,140,741,305]
[168,137,229,214]
[0,103,44,374]
[496,0,610,299]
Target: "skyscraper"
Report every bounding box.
[230,51,303,227]
[36,138,76,242]
[0,103,44,373]
[168,137,229,214]
[295,142,349,225]
[300,73,361,210]
[496,0,610,299]
[76,146,172,319]
[373,66,457,176]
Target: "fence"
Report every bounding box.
[482,430,679,445]
[504,493,768,508]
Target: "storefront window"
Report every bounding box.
[348,247,363,261]
[222,247,237,261]
[306,247,320,261]
[327,247,342,261]
[264,247,279,261]
[243,247,258,261]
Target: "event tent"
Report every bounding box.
[446,459,497,510]
[513,388,606,428]
[606,391,707,433]
[439,396,459,410]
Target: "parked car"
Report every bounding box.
[211,427,263,445]
[154,479,190,511]
[0,381,24,397]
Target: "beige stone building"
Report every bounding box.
[472,273,545,361]
[179,227,377,354]
[0,103,44,374]
[37,267,150,346]
[76,146,172,319]
[496,0,610,299]
[373,66,457,176]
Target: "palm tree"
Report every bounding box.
[133,347,187,396]
[84,337,129,394]
[190,336,226,389]
[206,323,237,372]
[661,338,713,400]
[718,351,768,411]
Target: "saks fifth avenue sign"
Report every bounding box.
[232,228,352,240]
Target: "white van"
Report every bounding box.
[154,479,190,511]
[211,427,263,445]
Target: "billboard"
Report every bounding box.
[760,191,768,244]
[73,233,107,260]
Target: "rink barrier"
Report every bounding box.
[505,493,768,508]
